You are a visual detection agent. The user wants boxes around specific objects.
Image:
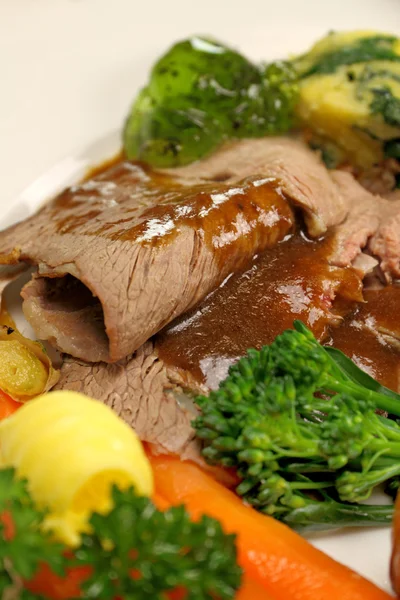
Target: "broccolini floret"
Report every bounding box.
[193,321,400,531]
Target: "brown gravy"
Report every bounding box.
[52,160,293,272]
[156,232,362,389]
[82,158,400,393]
[328,286,400,391]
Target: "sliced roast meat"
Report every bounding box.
[328,172,400,282]
[55,341,204,460]
[22,275,108,363]
[55,229,363,457]
[329,172,382,269]
[384,189,400,202]
[0,138,347,363]
[168,137,348,236]
[369,199,400,282]
[351,253,379,277]
[156,232,363,389]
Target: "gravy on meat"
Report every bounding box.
[156,232,363,389]
[328,286,400,391]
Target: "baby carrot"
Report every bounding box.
[149,453,394,600]
[0,389,21,420]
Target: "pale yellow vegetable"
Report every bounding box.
[0,340,48,397]
[0,309,59,400]
[0,391,153,545]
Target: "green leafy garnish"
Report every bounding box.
[0,468,66,587]
[193,321,400,531]
[0,469,242,599]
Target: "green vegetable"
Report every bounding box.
[0,468,65,599]
[193,321,400,531]
[0,468,242,599]
[123,36,298,167]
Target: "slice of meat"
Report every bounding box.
[327,172,400,282]
[55,341,204,460]
[55,227,363,457]
[168,137,348,236]
[384,189,400,202]
[156,232,363,389]
[351,253,379,277]
[0,138,347,364]
[357,159,400,196]
[369,200,400,282]
[329,171,383,270]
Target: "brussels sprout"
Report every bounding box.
[123,37,298,167]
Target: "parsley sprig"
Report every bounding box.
[0,468,242,599]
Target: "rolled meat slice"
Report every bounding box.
[0,137,347,363]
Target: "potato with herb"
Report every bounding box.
[294,31,400,168]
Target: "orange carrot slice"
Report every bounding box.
[0,389,21,420]
[149,453,393,600]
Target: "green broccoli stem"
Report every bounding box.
[368,440,400,457]
[338,462,400,503]
[322,376,400,416]
[280,498,394,532]
[194,323,400,528]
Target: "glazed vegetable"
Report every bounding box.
[0,389,21,420]
[294,30,400,167]
[26,563,265,600]
[193,321,400,530]
[123,36,298,166]
[0,309,59,401]
[0,470,242,600]
[0,391,153,545]
[150,453,393,600]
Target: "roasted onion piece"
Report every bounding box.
[0,309,59,401]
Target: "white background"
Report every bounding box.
[1,0,400,592]
[0,0,399,206]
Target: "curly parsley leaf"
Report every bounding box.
[0,468,66,594]
[1,469,242,599]
[74,486,242,599]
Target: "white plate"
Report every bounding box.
[3,130,394,594]
[2,0,400,593]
